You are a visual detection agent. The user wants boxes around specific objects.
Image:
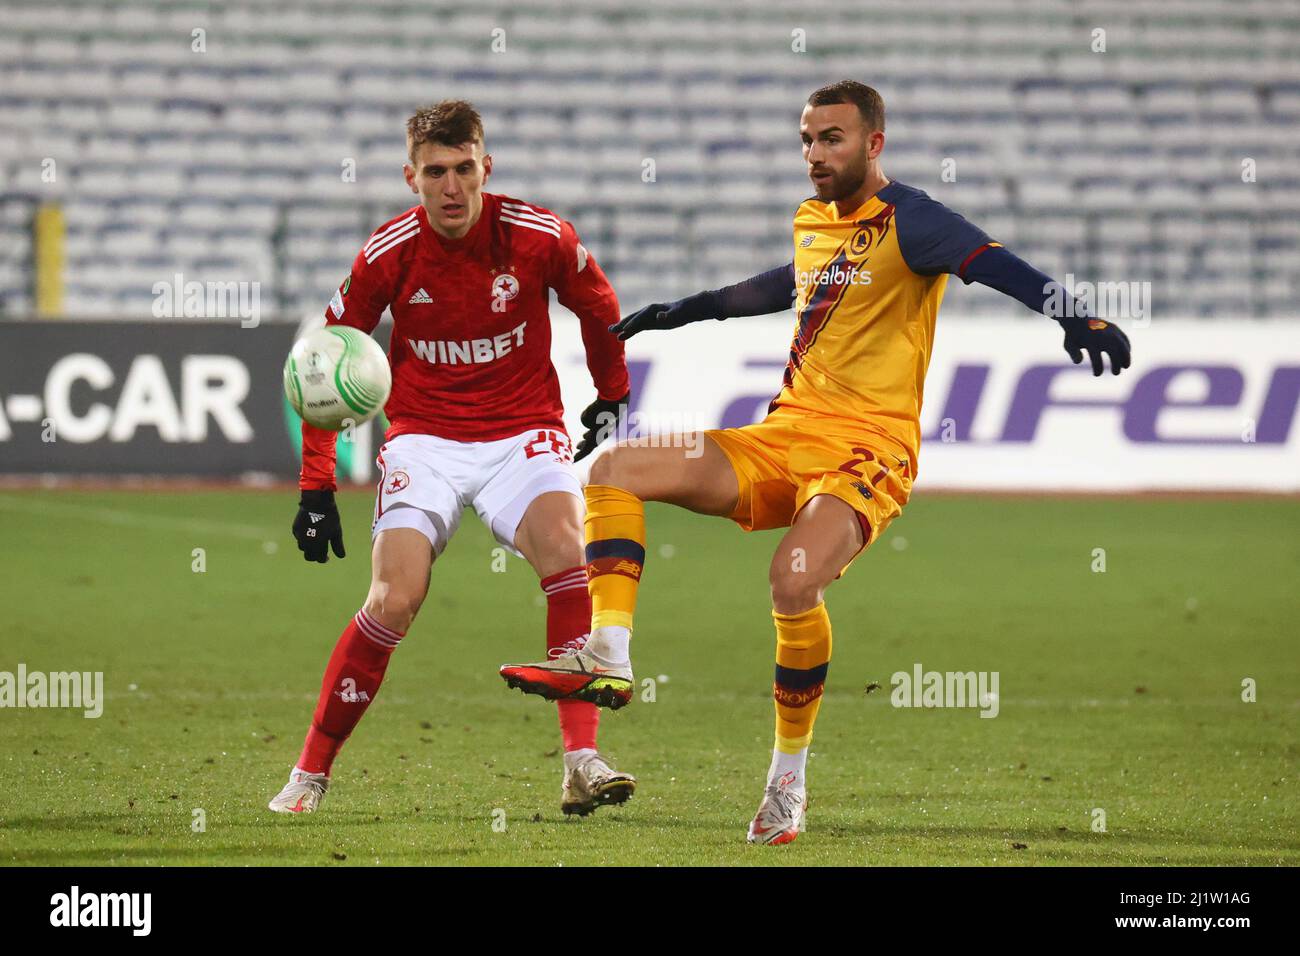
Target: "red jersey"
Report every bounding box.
[300,192,629,490]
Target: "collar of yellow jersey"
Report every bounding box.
[838,179,894,222]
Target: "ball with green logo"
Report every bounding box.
[283,326,392,431]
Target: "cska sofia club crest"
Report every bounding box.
[491,273,520,302]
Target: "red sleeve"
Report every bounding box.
[325,247,390,334]
[549,221,629,401]
[300,247,393,491]
[299,424,338,491]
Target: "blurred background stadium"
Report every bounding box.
[3,0,1298,489]
[1,0,1298,487]
[2,0,1298,319]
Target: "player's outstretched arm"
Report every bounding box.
[961,246,1132,376]
[894,192,1131,377]
[547,220,632,461]
[609,261,796,340]
[289,228,396,560]
[294,425,346,562]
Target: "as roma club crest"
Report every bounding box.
[849,204,896,259]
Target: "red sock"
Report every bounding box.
[296,609,404,776]
[542,566,600,753]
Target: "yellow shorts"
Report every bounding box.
[705,408,914,552]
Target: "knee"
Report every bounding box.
[515,492,585,576]
[586,447,616,487]
[768,562,824,616]
[364,580,425,634]
[587,444,630,489]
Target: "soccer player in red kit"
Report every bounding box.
[268,100,636,816]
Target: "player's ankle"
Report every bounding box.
[562,747,597,771]
[767,747,808,790]
[587,625,631,665]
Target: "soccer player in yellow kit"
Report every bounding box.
[500,81,1132,844]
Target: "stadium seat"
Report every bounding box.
[0,0,1293,317]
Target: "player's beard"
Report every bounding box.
[812,155,867,203]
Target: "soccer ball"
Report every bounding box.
[283,325,392,431]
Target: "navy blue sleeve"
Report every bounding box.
[688,262,796,318]
[892,189,1088,319]
[961,246,1090,319]
[894,195,995,278]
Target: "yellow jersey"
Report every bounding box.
[776,181,999,473]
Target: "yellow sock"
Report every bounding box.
[772,603,832,758]
[584,484,645,632]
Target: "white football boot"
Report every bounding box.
[268,769,329,814]
[746,771,807,845]
[561,752,637,816]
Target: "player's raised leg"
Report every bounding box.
[500,435,739,707]
[748,494,864,845]
[513,490,636,814]
[269,528,431,813]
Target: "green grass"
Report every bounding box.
[0,489,1296,866]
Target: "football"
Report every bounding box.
[283,325,392,431]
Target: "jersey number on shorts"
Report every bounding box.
[523,429,573,463]
[838,446,890,488]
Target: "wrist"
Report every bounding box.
[681,289,724,322]
[1047,290,1093,327]
[300,475,337,493]
[1055,313,1089,334]
[299,488,336,509]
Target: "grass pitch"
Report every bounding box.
[0,489,1296,866]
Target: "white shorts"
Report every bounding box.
[372,427,581,558]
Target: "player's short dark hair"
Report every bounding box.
[807,80,886,131]
[406,100,485,161]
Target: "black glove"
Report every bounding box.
[293,489,345,563]
[574,392,630,462]
[1059,316,1132,376]
[608,292,718,341]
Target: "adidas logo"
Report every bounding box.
[408,288,433,304]
[308,512,325,523]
